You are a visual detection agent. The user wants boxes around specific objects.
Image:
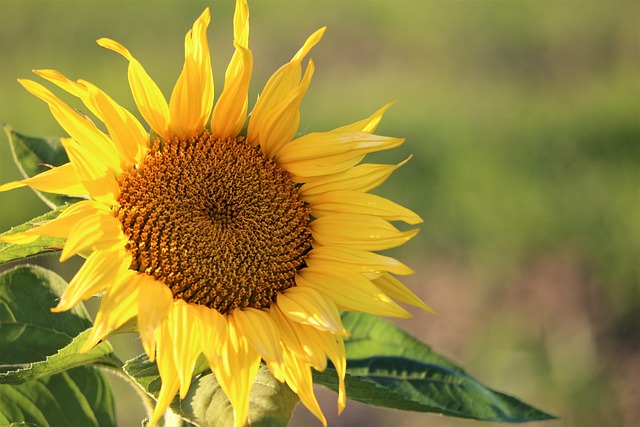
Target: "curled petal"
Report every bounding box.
[211,0,252,138]
[97,38,171,139]
[331,101,396,134]
[169,8,214,137]
[248,28,325,158]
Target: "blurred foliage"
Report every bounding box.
[0,1,637,426]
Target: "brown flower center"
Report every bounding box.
[115,134,312,313]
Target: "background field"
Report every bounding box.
[1,1,638,426]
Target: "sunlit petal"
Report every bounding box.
[0,163,85,196]
[137,274,173,361]
[306,246,414,276]
[297,266,412,318]
[210,0,252,138]
[97,38,171,139]
[310,190,422,224]
[311,214,419,251]
[169,8,214,137]
[299,157,412,201]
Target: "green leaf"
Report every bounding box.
[340,311,463,371]
[2,124,83,209]
[124,354,299,427]
[0,206,68,265]
[0,329,122,384]
[0,265,119,426]
[0,366,116,427]
[0,265,121,382]
[313,312,556,423]
[0,265,90,366]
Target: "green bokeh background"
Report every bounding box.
[0,1,637,426]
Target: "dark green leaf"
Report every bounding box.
[0,265,89,366]
[0,366,116,427]
[312,312,556,422]
[124,354,299,427]
[2,124,83,208]
[0,206,67,265]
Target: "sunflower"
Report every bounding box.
[0,0,431,425]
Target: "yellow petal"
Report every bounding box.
[169,8,214,137]
[297,266,412,318]
[269,304,325,375]
[277,287,345,334]
[0,200,107,244]
[305,246,414,276]
[33,69,102,120]
[248,60,314,158]
[281,347,327,427]
[372,272,437,314]
[247,28,325,158]
[292,27,326,62]
[299,157,411,201]
[213,315,261,427]
[310,190,422,224]
[331,101,396,134]
[137,274,173,361]
[170,300,203,399]
[323,332,347,414]
[277,132,404,180]
[149,321,181,427]
[196,305,227,365]
[60,137,119,205]
[0,232,40,245]
[311,214,419,251]
[210,42,252,138]
[232,307,283,365]
[82,80,149,165]
[211,0,252,138]
[80,270,140,352]
[0,163,85,196]
[52,248,130,312]
[34,69,145,166]
[18,79,122,174]
[60,207,127,262]
[97,38,171,139]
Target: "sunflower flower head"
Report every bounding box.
[0,1,432,425]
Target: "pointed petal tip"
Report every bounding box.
[97,38,132,60]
